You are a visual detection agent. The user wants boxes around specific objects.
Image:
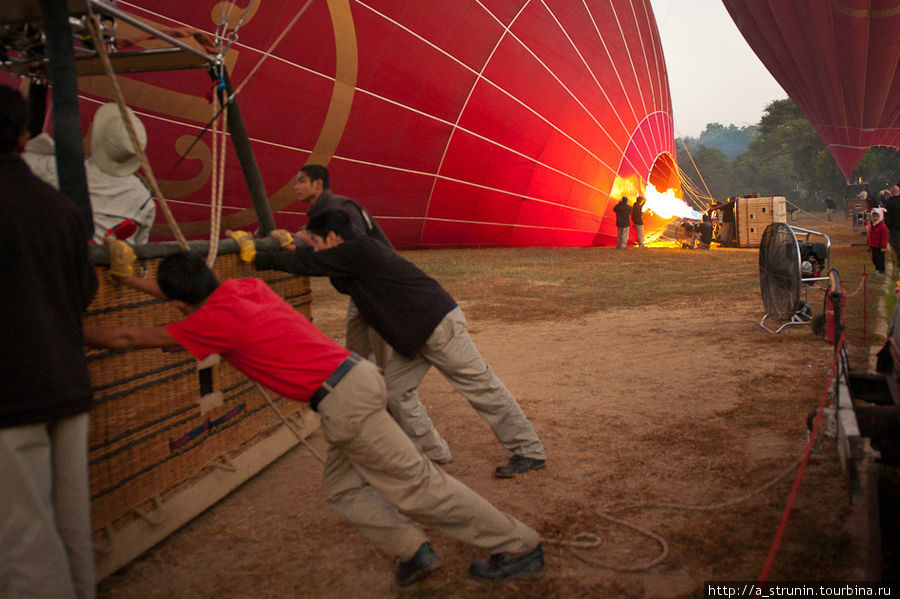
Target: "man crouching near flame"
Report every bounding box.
[83,248,544,586]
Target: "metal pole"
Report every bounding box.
[832,288,844,356]
[38,0,93,240]
[26,80,48,138]
[86,0,218,65]
[222,70,277,235]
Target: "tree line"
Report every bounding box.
[676,99,900,209]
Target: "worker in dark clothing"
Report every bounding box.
[716,197,736,246]
[631,195,646,247]
[885,184,900,258]
[824,196,835,221]
[697,214,714,249]
[613,196,631,249]
[0,84,98,599]
[249,210,547,479]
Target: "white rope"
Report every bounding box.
[253,384,325,464]
[87,16,190,249]
[233,0,314,97]
[206,93,227,267]
[543,453,804,572]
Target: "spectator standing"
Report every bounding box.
[631,195,645,247]
[884,184,900,258]
[824,196,835,221]
[697,214,714,249]
[0,85,98,598]
[613,196,631,249]
[868,207,888,274]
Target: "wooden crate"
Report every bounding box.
[736,196,787,248]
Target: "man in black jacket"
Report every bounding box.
[0,85,98,598]
[613,196,631,249]
[251,210,547,478]
[292,164,393,363]
[885,184,900,259]
[631,195,645,247]
[232,165,455,464]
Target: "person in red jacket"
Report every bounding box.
[868,207,889,274]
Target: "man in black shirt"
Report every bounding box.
[613,196,631,249]
[253,210,547,478]
[0,84,98,598]
[824,196,835,221]
[237,165,454,464]
[631,195,646,248]
[885,184,900,258]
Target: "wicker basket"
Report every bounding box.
[83,251,316,577]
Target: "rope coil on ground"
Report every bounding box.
[548,327,841,575]
[541,453,802,572]
[543,512,670,572]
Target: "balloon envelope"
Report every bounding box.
[722,0,900,179]
[13,0,682,248]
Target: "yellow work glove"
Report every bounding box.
[106,237,137,278]
[226,229,256,263]
[269,229,295,249]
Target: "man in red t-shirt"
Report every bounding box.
[83,250,544,586]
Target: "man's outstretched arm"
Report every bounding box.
[116,275,166,299]
[83,324,180,350]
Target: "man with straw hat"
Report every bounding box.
[23,102,156,244]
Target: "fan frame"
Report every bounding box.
[759,224,832,333]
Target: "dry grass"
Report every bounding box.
[392,213,883,371]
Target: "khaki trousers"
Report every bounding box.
[384,307,545,461]
[345,298,391,367]
[634,224,645,247]
[318,359,540,560]
[616,226,629,249]
[346,299,452,462]
[0,413,95,599]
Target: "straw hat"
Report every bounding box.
[90,102,146,177]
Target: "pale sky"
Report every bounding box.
[648,0,788,138]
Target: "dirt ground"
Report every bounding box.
[98,214,883,598]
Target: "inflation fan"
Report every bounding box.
[759,223,834,333]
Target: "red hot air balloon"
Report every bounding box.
[6,0,684,248]
[721,0,900,180]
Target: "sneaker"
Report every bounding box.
[469,543,544,582]
[395,542,441,587]
[494,454,546,478]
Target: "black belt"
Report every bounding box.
[310,353,361,412]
